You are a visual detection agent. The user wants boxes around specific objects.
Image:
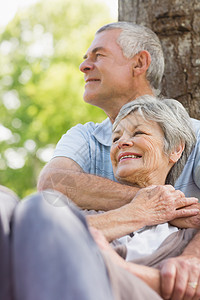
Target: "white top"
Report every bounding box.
[118,223,179,261]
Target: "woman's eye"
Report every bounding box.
[112,137,119,143]
[133,131,145,136]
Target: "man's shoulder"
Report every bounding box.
[191,118,200,136]
[70,118,110,132]
[68,118,112,146]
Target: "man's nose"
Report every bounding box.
[118,139,134,149]
[79,60,94,73]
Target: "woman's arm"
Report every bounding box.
[90,227,161,295]
[124,261,161,295]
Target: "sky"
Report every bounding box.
[0,0,118,28]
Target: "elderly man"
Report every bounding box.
[38,22,200,300]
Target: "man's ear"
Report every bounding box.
[169,143,185,163]
[132,50,151,76]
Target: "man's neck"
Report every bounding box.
[107,89,155,123]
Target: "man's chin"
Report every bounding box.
[83,92,95,103]
[83,94,101,107]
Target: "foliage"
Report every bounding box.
[0,0,111,197]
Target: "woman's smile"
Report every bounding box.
[118,152,142,162]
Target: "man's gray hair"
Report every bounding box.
[97,22,165,94]
[113,95,196,186]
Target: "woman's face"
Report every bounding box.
[110,111,173,187]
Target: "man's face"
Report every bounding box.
[79,29,134,110]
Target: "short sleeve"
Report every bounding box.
[53,123,94,173]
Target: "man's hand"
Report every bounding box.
[159,255,200,300]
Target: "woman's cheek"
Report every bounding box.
[110,145,118,166]
[140,139,162,165]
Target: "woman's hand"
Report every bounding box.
[170,203,200,228]
[128,185,199,227]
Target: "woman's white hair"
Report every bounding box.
[97,22,164,95]
[113,95,196,186]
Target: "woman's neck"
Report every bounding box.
[118,173,167,188]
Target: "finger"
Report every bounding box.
[160,261,176,299]
[164,184,176,191]
[175,208,199,219]
[192,276,200,300]
[182,276,198,300]
[171,266,188,300]
[184,266,200,300]
[176,197,199,209]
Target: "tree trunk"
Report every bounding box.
[118,0,200,119]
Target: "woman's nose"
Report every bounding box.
[79,60,94,73]
[118,139,133,149]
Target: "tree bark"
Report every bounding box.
[118,0,200,119]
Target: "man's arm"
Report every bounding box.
[160,230,200,300]
[38,158,199,242]
[37,157,139,211]
[87,186,199,241]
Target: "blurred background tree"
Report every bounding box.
[0,0,113,197]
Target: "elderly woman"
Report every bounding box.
[91,95,200,297]
[87,97,199,246]
[108,96,198,258]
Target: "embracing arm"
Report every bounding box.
[88,186,199,241]
[37,157,138,211]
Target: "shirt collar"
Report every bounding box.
[92,118,112,146]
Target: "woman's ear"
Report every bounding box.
[169,143,185,163]
[132,50,151,77]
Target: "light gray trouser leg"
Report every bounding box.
[0,187,18,300]
[11,190,114,300]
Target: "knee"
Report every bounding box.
[13,190,88,238]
